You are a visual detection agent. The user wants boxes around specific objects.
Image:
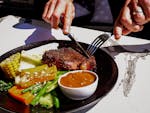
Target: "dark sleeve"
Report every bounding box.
[108,0,125,22]
[72,0,95,26]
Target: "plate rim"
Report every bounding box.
[0,40,118,113]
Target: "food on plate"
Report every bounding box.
[0,46,97,109]
[30,71,67,108]
[8,85,35,105]
[21,50,42,66]
[42,47,96,70]
[0,48,68,109]
[0,51,42,79]
[0,80,13,91]
[0,52,21,78]
[15,64,57,88]
[7,70,67,108]
[58,70,98,100]
[38,93,54,108]
[60,71,96,88]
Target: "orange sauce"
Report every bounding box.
[60,71,96,88]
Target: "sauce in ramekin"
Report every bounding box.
[60,71,96,88]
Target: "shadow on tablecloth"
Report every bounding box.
[13,18,56,44]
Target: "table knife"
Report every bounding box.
[58,21,90,58]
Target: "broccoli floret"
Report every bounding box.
[0,80,13,91]
[39,93,53,109]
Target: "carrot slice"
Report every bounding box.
[8,86,34,105]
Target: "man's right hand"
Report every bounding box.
[42,0,75,34]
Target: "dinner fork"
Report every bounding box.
[86,34,109,56]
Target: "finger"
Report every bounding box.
[122,24,144,35]
[113,8,123,39]
[139,0,150,22]
[132,25,144,32]
[52,0,66,28]
[120,6,142,32]
[42,0,57,23]
[122,28,131,35]
[114,23,132,39]
[46,0,57,19]
[120,6,134,31]
[42,1,51,22]
[131,0,146,25]
[124,0,132,6]
[113,20,124,40]
[114,26,123,40]
[63,3,75,34]
[113,0,131,39]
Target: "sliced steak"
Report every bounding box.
[42,47,96,70]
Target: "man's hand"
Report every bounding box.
[42,0,75,34]
[114,0,150,39]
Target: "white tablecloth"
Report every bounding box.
[0,15,150,113]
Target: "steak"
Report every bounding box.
[42,47,96,70]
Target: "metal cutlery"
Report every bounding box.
[86,34,109,56]
[58,20,90,58]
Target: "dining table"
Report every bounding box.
[0,15,150,113]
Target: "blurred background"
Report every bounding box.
[0,0,46,19]
[0,0,149,40]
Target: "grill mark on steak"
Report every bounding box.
[42,47,96,70]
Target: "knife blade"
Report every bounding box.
[102,43,150,59]
[58,20,90,58]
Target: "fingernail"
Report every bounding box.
[63,26,69,34]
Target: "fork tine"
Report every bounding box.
[87,34,109,56]
[87,39,103,55]
[89,40,105,55]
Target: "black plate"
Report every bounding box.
[0,40,118,113]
